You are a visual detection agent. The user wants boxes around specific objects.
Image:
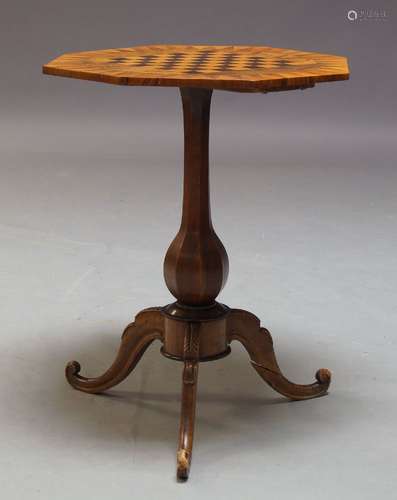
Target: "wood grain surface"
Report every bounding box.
[43,44,349,92]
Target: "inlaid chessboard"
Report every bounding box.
[43,44,349,92]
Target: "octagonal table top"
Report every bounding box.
[43,44,349,93]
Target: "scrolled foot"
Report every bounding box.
[227,309,332,401]
[316,368,331,385]
[66,307,164,394]
[66,360,81,380]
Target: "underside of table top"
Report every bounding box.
[43,44,349,92]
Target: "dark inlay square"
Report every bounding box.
[185,50,214,74]
[276,59,291,67]
[216,53,238,72]
[110,57,128,64]
[134,55,157,67]
[246,56,265,70]
[161,52,185,70]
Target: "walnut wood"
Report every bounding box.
[177,360,199,481]
[163,88,228,306]
[43,44,349,93]
[162,310,230,362]
[176,323,200,481]
[65,307,164,394]
[227,309,331,400]
[162,301,229,322]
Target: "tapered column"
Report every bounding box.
[164,87,229,307]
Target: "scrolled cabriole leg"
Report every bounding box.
[227,309,331,400]
[177,359,199,481]
[65,307,164,394]
[176,323,200,481]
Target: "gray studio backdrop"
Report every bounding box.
[1,1,396,500]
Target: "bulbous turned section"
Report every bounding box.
[164,87,229,306]
[164,226,228,306]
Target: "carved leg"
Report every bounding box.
[177,360,199,481]
[227,309,331,400]
[66,307,164,394]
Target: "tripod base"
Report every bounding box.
[66,303,331,481]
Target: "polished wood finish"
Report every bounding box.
[176,323,200,481]
[66,307,164,393]
[164,88,228,306]
[177,360,199,481]
[43,44,349,93]
[227,309,331,400]
[43,43,349,482]
[162,310,230,362]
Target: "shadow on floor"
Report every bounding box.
[6,323,367,466]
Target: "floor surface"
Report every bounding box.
[1,108,396,499]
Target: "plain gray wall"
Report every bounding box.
[1,0,396,128]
